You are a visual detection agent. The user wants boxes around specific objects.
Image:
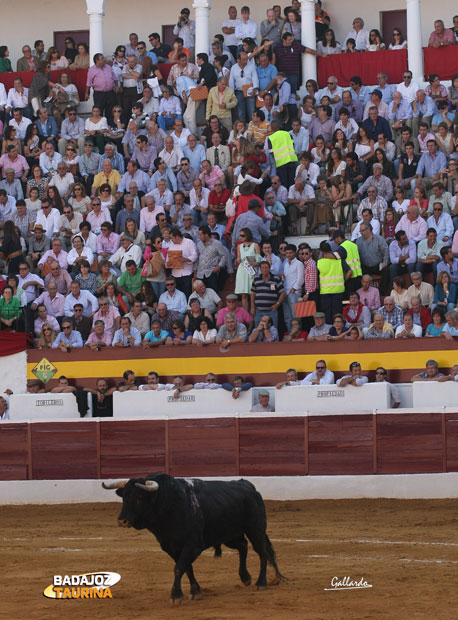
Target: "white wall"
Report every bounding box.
[3,472,458,504]
[0,0,456,68]
[112,383,389,417]
[0,351,27,396]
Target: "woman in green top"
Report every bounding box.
[0,46,12,72]
[0,286,22,330]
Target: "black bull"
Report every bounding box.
[102,473,284,603]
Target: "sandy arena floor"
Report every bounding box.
[2,498,458,620]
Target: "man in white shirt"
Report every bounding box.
[8,108,31,140]
[49,162,75,200]
[336,361,369,387]
[234,6,258,46]
[166,228,198,299]
[397,70,420,104]
[39,141,63,177]
[109,235,142,274]
[35,197,60,239]
[301,360,335,385]
[64,281,99,317]
[342,17,369,51]
[6,78,30,116]
[173,8,196,52]
[351,210,381,240]
[229,51,259,123]
[0,190,16,225]
[18,262,44,305]
[282,244,304,331]
[395,313,422,338]
[158,277,188,316]
[222,6,242,58]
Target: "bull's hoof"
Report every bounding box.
[189,592,202,600]
[255,585,267,591]
[242,577,252,586]
[270,576,281,586]
[170,595,183,606]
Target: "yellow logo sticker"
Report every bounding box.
[43,571,121,599]
[32,357,58,384]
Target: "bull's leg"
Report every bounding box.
[245,530,268,590]
[185,565,202,600]
[224,536,251,586]
[170,547,202,604]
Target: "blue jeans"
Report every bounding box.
[150,280,166,300]
[287,74,299,93]
[282,291,300,331]
[235,90,255,122]
[157,113,182,131]
[254,309,278,329]
[192,208,207,227]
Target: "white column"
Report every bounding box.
[406,0,424,82]
[193,0,211,57]
[300,0,317,84]
[86,0,106,58]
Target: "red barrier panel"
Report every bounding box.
[0,63,172,104]
[423,46,458,81]
[317,49,408,88]
[0,69,88,100]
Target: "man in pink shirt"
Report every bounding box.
[395,205,428,243]
[139,196,165,234]
[96,222,120,260]
[216,294,254,329]
[356,274,381,311]
[85,54,118,118]
[92,297,121,340]
[38,238,68,272]
[0,145,29,181]
[428,20,456,47]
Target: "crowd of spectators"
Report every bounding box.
[0,6,458,360]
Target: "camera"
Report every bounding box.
[131,113,150,129]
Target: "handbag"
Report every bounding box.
[294,301,317,318]
[225,195,236,217]
[190,85,208,101]
[242,83,254,97]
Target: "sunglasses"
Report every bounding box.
[99,302,108,306]
[316,366,325,370]
[376,371,386,375]
[43,328,52,332]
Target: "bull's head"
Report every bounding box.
[102,477,160,530]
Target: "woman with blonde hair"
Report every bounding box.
[46,47,68,70]
[124,218,146,251]
[37,323,57,348]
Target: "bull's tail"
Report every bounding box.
[265,534,287,582]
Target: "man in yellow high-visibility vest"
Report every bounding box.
[267,121,298,189]
[317,240,353,324]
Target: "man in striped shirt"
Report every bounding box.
[250,260,285,328]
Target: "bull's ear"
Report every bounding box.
[115,488,125,498]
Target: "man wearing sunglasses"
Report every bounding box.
[302,360,335,385]
[373,366,400,408]
[58,106,85,156]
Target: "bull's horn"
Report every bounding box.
[135,481,159,492]
[102,479,129,489]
